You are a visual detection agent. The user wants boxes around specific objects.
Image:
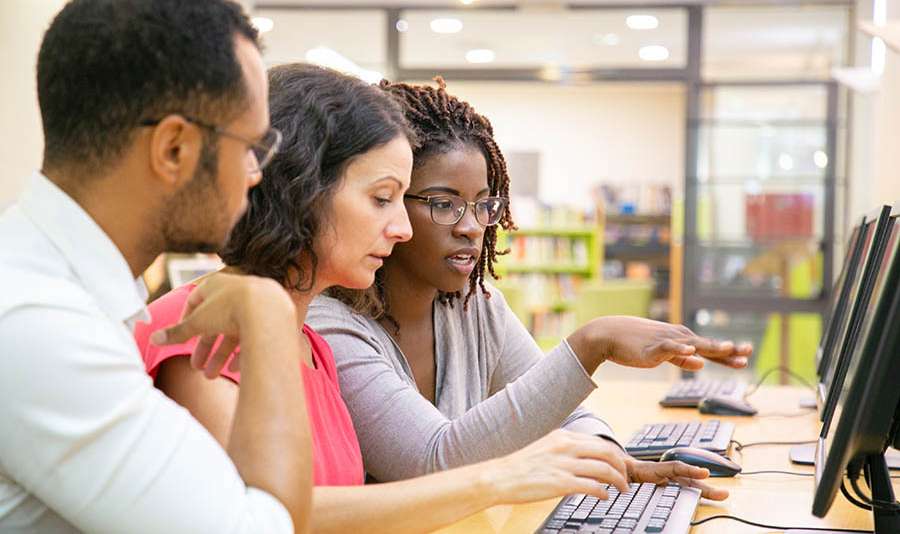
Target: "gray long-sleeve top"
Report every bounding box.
[307,283,617,482]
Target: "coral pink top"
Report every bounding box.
[134,284,364,487]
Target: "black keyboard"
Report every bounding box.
[536,482,700,534]
[659,379,747,408]
[625,420,734,460]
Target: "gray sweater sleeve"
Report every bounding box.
[310,294,620,481]
[490,299,619,442]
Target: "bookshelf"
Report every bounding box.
[603,212,672,322]
[494,226,601,351]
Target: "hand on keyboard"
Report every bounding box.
[486,430,630,504]
[567,316,753,372]
[624,457,729,501]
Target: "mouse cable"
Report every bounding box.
[689,513,869,532]
[756,407,818,418]
[743,365,816,399]
[848,472,900,511]
[731,439,816,452]
[842,479,873,511]
[740,470,814,476]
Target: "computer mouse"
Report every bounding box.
[659,446,742,477]
[698,395,758,416]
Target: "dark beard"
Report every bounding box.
[160,138,231,254]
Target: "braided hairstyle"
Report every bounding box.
[329,77,515,324]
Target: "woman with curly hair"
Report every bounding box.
[310,78,750,491]
[133,64,725,533]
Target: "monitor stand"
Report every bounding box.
[866,453,900,533]
[790,443,900,470]
[798,395,817,409]
[786,454,899,534]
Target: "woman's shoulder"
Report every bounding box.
[135,284,197,339]
[454,281,511,320]
[308,294,380,334]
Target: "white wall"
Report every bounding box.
[421,81,686,209]
[871,48,900,208]
[0,1,272,209]
[0,0,65,209]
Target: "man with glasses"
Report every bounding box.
[0,1,311,533]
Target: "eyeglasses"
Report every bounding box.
[139,116,282,174]
[404,193,508,227]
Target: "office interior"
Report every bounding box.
[3,0,900,532]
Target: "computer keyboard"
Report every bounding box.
[625,420,734,460]
[536,482,700,534]
[659,378,747,408]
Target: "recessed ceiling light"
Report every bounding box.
[626,14,659,30]
[814,150,829,169]
[465,48,495,63]
[778,153,795,171]
[638,45,669,61]
[430,18,463,34]
[395,19,409,32]
[594,33,621,46]
[251,16,274,34]
[305,46,383,84]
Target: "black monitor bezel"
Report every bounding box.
[818,205,893,427]
[812,206,900,517]
[814,215,866,399]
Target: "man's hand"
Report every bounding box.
[150,272,297,378]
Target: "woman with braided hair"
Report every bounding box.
[134,64,727,533]
[309,77,751,489]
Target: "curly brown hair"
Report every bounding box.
[329,77,515,325]
[219,64,413,291]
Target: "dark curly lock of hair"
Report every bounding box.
[329,77,515,326]
[219,64,413,292]
[38,0,258,175]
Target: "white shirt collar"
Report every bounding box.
[18,171,150,326]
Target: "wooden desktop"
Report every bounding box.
[436,380,894,533]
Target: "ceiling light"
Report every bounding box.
[638,45,669,61]
[251,16,274,34]
[593,33,620,46]
[465,48,495,64]
[626,15,659,30]
[460,0,476,4]
[305,46,383,84]
[778,153,794,171]
[430,18,463,34]
[395,19,409,32]
[814,151,829,169]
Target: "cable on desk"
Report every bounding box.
[756,407,818,418]
[740,470,813,477]
[848,472,900,511]
[841,479,872,511]
[743,366,816,399]
[731,439,816,452]
[689,514,869,532]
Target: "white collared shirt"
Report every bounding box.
[0,173,292,533]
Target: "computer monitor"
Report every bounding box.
[814,217,864,378]
[817,205,892,422]
[812,206,900,531]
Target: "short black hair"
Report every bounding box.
[37,0,259,173]
[220,64,413,292]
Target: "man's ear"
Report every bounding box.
[147,114,203,189]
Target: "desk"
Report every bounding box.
[437,380,896,533]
